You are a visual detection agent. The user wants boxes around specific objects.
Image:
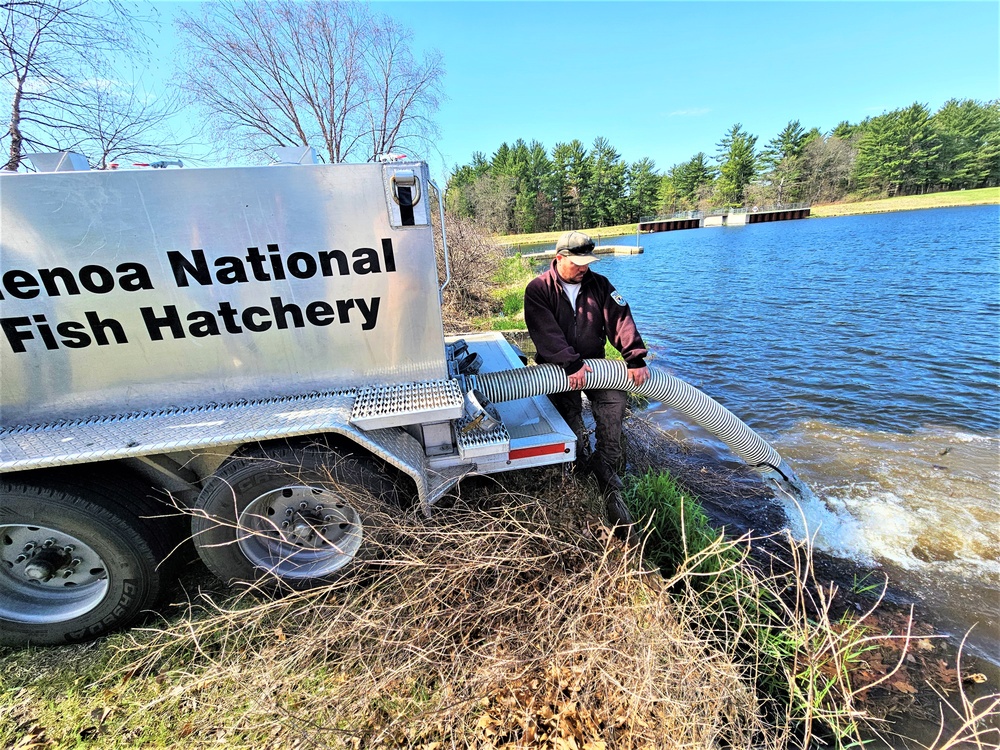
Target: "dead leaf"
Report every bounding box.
[890,680,918,695]
[963,673,988,685]
[14,724,51,750]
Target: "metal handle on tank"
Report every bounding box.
[390,170,421,206]
[430,179,451,294]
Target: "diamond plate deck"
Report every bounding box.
[351,379,464,430]
[0,392,358,472]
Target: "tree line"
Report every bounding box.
[446,99,1000,234]
[445,138,661,234]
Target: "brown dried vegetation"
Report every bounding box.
[1,420,997,749]
[434,210,508,331]
[114,480,774,749]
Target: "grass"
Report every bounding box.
[470,253,535,332]
[497,223,638,249]
[624,470,900,747]
[808,187,998,217]
[2,426,997,749]
[0,481,780,749]
[625,470,733,580]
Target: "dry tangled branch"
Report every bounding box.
[123,481,777,749]
[434,211,506,331]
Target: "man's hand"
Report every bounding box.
[568,363,592,389]
[626,366,650,388]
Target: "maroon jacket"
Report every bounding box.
[524,261,648,377]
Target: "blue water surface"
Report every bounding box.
[597,205,1000,436]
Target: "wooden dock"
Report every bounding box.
[521,244,643,260]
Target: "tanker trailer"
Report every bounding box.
[0,152,814,647]
[0,154,578,646]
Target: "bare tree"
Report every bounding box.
[175,0,443,164]
[59,77,190,168]
[799,136,857,203]
[0,0,149,170]
[466,173,516,234]
[363,15,442,160]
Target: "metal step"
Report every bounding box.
[351,379,464,430]
[456,419,510,459]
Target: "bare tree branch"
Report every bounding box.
[175,0,443,164]
[0,0,187,170]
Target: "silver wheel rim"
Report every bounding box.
[237,485,363,579]
[0,525,110,624]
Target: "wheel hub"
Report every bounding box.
[237,485,363,579]
[0,525,109,624]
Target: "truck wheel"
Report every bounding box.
[192,444,401,588]
[0,475,167,647]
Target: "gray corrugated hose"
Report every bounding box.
[471,359,818,505]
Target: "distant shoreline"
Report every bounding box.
[496,187,1000,247]
[808,186,998,217]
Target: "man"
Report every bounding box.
[524,230,650,534]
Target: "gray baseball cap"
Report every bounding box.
[555,231,599,265]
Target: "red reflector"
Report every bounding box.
[509,443,566,461]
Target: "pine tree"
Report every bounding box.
[854,103,941,195]
[714,124,758,206]
[671,153,714,207]
[584,137,626,226]
[931,99,1000,189]
[551,140,589,229]
[626,157,659,221]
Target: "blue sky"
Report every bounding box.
[157,1,999,178]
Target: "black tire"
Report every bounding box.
[0,472,168,647]
[192,443,402,588]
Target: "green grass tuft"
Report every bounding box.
[625,470,733,578]
[501,288,524,317]
[490,317,527,331]
[625,469,883,746]
[493,254,535,286]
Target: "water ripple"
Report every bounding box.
[603,204,1000,435]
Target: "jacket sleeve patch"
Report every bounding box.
[611,291,627,307]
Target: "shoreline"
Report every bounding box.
[620,411,1000,746]
[496,187,999,247]
[495,328,999,743]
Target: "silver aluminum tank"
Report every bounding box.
[0,161,447,426]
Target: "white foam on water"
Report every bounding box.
[783,484,1000,579]
[647,411,1000,592]
[952,431,995,444]
[775,488,878,566]
[774,420,1000,581]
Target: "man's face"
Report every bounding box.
[555,254,591,283]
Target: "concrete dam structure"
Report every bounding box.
[639,204,811,233]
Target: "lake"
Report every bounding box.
[591,205,999,663]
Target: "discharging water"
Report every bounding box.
[593,205,999,663]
